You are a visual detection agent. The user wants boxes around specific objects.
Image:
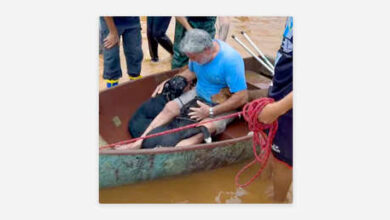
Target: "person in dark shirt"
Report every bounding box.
[257,17,293,202]
[100,16,143,88]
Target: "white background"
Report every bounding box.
[0,0,389,219]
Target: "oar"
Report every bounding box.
[231,35,274,76]
[241,31,275,71]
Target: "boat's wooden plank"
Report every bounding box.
[245,70,272,89]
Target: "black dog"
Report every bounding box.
[141,97,212,149]
[128,76,188,138]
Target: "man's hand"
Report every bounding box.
[151,79,169,97]
[188,100,210,121]
[103,31,119,49]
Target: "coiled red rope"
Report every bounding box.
[99,98,278,188]
[235,97,278,187]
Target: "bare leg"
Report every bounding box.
[176,133,204,146]
[175,118,217,147]
[143,100,180,136]
[272,154,293,203]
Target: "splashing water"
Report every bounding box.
[215,187,249,204]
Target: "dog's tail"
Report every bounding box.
[198,126,212,144]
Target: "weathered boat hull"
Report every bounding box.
[100,137,253,188]
[99,56,272,188]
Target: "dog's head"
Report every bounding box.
[162,76,188,101]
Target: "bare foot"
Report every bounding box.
[114,140,142,150]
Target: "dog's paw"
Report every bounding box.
[204,136,212,144]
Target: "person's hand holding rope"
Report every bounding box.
[257,92,293,124]
[257,103,280,124]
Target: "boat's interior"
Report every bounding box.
[99,57,272,146]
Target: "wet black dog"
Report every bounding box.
[141,97,211,149]
[128,76,188,138]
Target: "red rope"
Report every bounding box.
[99,98,278,188]
[235,97,278,188]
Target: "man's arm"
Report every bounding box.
[258,91,293,124]
[103,17,119,49]
[213,90,248,115]
[209,55,247,116]
[216,17,230,42]
[175,17,193,31]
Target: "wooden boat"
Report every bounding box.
[99,57,273,188]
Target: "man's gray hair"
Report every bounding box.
[179,29,214,54]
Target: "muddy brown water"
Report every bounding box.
[99,16,289,203]
[99,158,275,203]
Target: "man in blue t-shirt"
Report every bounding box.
[125,29,248,149]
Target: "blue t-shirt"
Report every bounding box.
[188,40,247,104]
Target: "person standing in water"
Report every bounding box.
[257,16,293,202]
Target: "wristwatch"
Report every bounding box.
[209,107,214,118]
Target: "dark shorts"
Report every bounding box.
[271,111,293,167]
